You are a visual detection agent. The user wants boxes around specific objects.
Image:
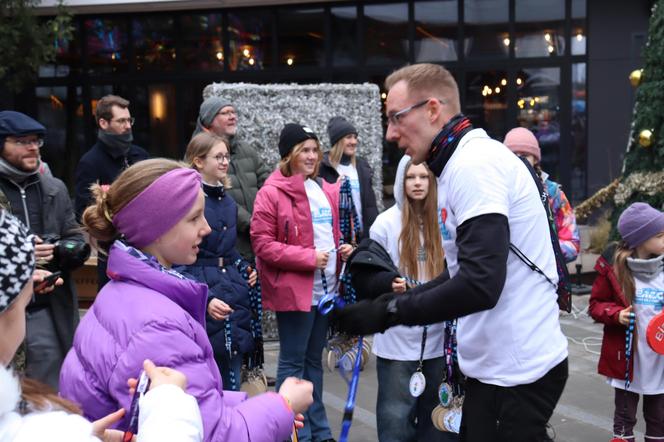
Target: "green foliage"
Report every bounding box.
[0,0,73,93]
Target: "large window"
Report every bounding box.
[180,13,224,71]
[25,0,587,199]
[278,8,325,67]
[364,3,409,65]
[331,6,358,67]
[132,16,176,71]
[85,18,128,73]
[464,0,509,59]
[414,0,458,62]
[227,10,273,70]
[515,0,565,58]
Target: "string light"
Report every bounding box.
[503,37,510,47]
[544,33,552,42]
[248,58,255,66]
[547,45,555,53]
[381,92,387,100]
[501,78,507,86]
[494,87,501,93]
[516,78,523,85]
[286,57,294,66]
[216,51,223,61]
[576,33,584,41]
[243,48,250,57]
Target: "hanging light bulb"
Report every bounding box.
[503,37,510,47]
[248,58,255,66]
[495,87,501,93]
[286,57,294,66]
[243,48,250,57]
[516,78,523,86]
[501,78,507,86]
[544,33,551,42]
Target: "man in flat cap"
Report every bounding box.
[0,110,88,389]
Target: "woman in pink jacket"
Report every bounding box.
[251,124,353,442]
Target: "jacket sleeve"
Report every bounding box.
[110,321,294,442]
[236,205,252,234]
[253,150,271,189]
[550,185,580,263]
[250,188,317,272]
[138,384,203,442]
[394,213,509,325]
[588,271,623,325]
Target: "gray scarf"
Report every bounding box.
[98,129,133,157]
[0,156,39,184]
[627,254,664,281]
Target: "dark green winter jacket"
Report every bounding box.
[226,137,271,259]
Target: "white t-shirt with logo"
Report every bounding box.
[436,128,568,387]
[336,163,363,231]
[304,178,338,305]
[609,271,664,394]
[370,206,446,361]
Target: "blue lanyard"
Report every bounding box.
[338,336,363,442]
[625,312,635,389]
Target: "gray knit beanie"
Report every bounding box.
[192,96,234,138]
[327,116,357,147]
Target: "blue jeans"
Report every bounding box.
[216,351,243,392]
[376,356,459,442]
[276,309,332,442]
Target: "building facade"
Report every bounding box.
[4,0,652,202]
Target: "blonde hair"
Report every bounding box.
[328,139,356,168]
[385,63,461,115]
[398,161,445,280]
[613,241,636,304]
[185,132,232,188]
[82,158,187,245]
[278,139,323,179]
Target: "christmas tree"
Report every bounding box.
[575,0,664,235]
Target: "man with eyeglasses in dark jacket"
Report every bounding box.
[74,95,149,290]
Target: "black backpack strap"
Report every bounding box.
[512,157,572,312]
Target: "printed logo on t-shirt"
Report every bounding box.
[439,207,451,240]
[348,178,360,192]
[311,207,333,225]
[635,287,664,311]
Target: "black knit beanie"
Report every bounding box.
[278,123,318,159]
[327,116,357,147]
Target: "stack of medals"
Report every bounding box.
[432,319,464,433]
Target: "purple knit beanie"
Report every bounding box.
[113,168,202,248]
[503,127,541,163]
[618,202,664,249]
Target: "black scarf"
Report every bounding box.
[97,129,133,158]
[426,113,473,177]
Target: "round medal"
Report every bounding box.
[443,407,462,433]
[409,371,426,397]
[431,405,445,431]
[438,382,453,407]
[647,310,664,355]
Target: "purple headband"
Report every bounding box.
[113,168,202,248]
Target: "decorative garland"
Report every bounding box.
[614,171,664,206]
[573,179,620,223]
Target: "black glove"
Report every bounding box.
[334,292,397,335]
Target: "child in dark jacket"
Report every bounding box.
[589,202,664,442]
[181,132,259,392]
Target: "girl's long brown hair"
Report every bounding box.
[19,377,81,415]
[398,161,445,281]
[613,241,636,304]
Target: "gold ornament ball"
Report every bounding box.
[629,69,643,87]
[639,129,653,147]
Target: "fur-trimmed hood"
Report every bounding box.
[0,365,21,417]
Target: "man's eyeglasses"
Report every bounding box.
[210,154,231,163]
[109,117,135,126]
[387,98,446,126]
[6,138,44,148]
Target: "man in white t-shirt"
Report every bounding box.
[336,63,568,441]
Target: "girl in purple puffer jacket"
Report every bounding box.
[59,158,313,442]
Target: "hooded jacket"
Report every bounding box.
[59,242,294,442]
[588,243,634,381]
[0,365,203,442]
[251,170,341,312]
[368,155,446,361]
[318,153,378,236]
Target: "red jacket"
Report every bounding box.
[588,244,633,381]
[250,170,341,312]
